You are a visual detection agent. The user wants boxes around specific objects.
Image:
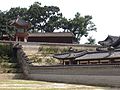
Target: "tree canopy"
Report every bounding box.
[0,2,97,43]
[27,2,62,32]
[60,12,96,43]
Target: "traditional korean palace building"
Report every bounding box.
[53,35,120,65]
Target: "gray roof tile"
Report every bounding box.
[53,51,87,60]
[98,35,120,48]
[76,50,120,60]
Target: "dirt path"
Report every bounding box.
[0,80,119,90]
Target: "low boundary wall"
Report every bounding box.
[28,65,120,87]
[29,74,120,87]
[29,65,120,75]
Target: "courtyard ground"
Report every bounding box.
[0,79,119,90]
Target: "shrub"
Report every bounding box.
[39,47,69,54]
[45,58,59,65]
[0,44,12,57]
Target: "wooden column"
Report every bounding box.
[24,37,27,42]
[16,36,18,42]
[88,60,90,64]
[98,60,101,64]
[63,60,64,65]
[69,59,74,65]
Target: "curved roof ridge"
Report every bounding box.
[53,50,88,60]
[98,35,120,47]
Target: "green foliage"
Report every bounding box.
[29,55,60,65]
[0,2,62,34]
[45,58,58,65]
[6,7,27,20]
[0,2,97,43]
[0,44,12,57]
[0,62,18,68]
[29,55,42,63]
[27,2,62,32]
[85,36,96,45]
[38,47,69,54]
[43,47,59,54]
[0,56,9,63]
[0,43,21,73]
[0,8,27,39]
[61,12,96,43]
[2,68,19,73]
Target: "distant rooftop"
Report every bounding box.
[98,35,120,48]
[76,50,120,60]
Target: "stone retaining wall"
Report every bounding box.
[16,46,30,78]
[21,42,99,55]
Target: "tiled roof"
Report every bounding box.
[10,16,31,29]
[53,51,87,60]
[29,32,75,37]
[76,50,120,60]
[98,35,120,48]
[15,18,29,26]
[109,35,119,42]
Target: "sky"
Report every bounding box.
[0,0,120,44]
